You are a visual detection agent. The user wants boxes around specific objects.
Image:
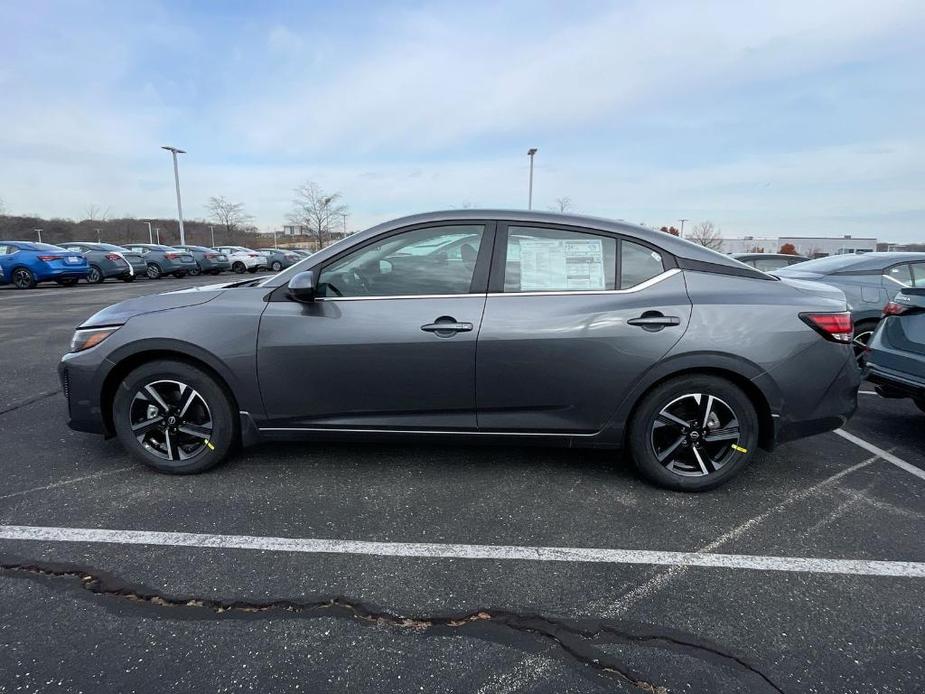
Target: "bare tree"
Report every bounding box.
[84,204,110,222]
[687,221,723,250]
[0,197,5,216]
[549,196,574,213]
[207,196,254,238]
[289,181,348,249]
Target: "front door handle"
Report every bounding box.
[421,316,473,336]
[627,312,681,332]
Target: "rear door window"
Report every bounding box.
[620,240,665,288]
[910,262,925,288]
[503,227,616,292]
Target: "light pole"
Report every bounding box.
[209,225,215,248]
[155,227,161,244]
[341,212,348,236]
[34,228,43,243]
[95,228,102,242]
[678,218,688,237]
[161,145,187,245]
[526,148,538,210]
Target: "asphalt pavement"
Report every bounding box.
[0,275,923,693]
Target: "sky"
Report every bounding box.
[1,0,924,242]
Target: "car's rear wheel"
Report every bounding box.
[271,261,282,272]
[189,264,201,276]
[232,261,246,274]
[628,375,759,492]
[86,265,104,283]
[852,320,878,366]
[112,360,236,474]
[11,267,36,289]
[146,263,162,279]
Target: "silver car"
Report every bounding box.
[59,211,860,491]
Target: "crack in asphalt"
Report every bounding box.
[0,556,783,693]
[0,389,61,416]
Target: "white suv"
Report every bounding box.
[216,246,269,274]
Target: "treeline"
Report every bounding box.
[0,214,267,248]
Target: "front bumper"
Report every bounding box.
[58,356,108,435]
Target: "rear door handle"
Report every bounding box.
[421,317,474,336]
[627,312,681,331]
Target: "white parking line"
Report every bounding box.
[835,429,925,482]
[0,525,922,577]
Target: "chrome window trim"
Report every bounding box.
[311,269,680,302]
[259,426,596,437]
[315,293,484,302]
[489,268,680,297]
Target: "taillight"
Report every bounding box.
[249,253,259,257]
[800,312,854,343]
[882,302,907,316]
[164,252,179,259]
[105,253,121,261]
[37,255,62,261]
[206,253,218,259]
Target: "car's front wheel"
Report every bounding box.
[146,263,162,279]
[232,261,246,274]
[271,261,282,272]
[189,264,201,276]
[628,375,759,492]
[112,360,236,474]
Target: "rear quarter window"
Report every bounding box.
[620,240,665,289]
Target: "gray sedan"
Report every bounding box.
[122,243,198,279]
[775,252,925,358]
[255,248,303,272]
[61,242,146,283]
[173,245,232,276]
[60,210,859,492]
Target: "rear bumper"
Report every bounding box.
[772,351,861,446]
[865,363,925,400]
[39,266,89,280]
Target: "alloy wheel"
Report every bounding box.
[87,266,102,283]
[650,393,741,477]
[272,261,282,272]
[12,268,34,289]
[852,330,873,365]
[146,264,161,279]
[130,379,213,462]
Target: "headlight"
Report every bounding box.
[70,326,119,353]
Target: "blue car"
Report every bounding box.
[0,241,90,289]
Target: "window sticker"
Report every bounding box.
[518,238,605,291]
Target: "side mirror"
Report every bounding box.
[287,270,316,302]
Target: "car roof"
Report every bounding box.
[778,251,925,274]
[732,253,807,260]
[343,210,750,269]
[1,241,66,250]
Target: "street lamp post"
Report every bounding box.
[95,228,102,242]
[155,227,161,244]
[678,218,688,237]
[209,225,215,248]
[142,221,153,243]
[526,148,538,210]
[34,228,43,243]
[161,145,187,245]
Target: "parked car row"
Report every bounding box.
[0,240,313,288]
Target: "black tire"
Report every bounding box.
[189,264,202,277]
[56,278,78,286]
[232,261,246,274]
[852,320,878,366]
[271,261,282,272]
[146,263,162,279]
[628,375,759,492]
[86,265,104,284]
[112,359,237,474]
[11,267,36,289]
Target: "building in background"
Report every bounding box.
[719,235,878,257]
